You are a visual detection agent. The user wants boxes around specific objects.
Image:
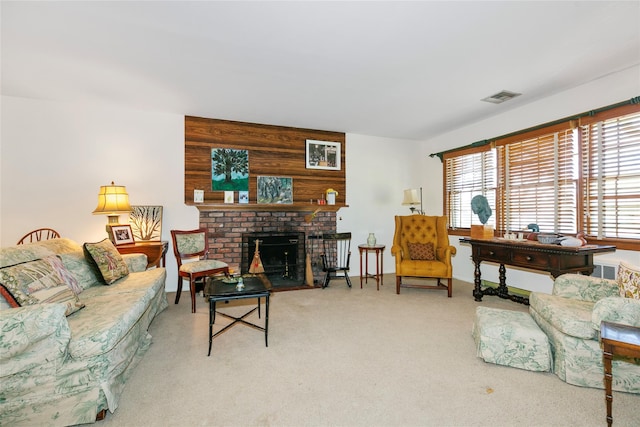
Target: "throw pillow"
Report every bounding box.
[617,261,640,299]
[48,255,83,294]
[408,242,436,261]
[0,258,85,316]
[84,239,129,285]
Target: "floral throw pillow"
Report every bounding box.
[0,257,85,316]
[408,242,436,261]
[83,239,129,285]
[617,261,640,299]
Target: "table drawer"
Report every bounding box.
[512,251,550,269]
[475,246,510,263]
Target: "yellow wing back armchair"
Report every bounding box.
[391,215,456,296]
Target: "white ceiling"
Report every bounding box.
[2,1,639,141]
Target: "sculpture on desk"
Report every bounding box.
[471,195,492,224]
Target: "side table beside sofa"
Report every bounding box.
[0,238,168,426]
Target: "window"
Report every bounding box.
[581,107,640,240]
[445,147,496,229]
[443,102,640,249]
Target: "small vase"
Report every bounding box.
[367,233,377,247]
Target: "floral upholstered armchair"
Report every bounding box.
[391,215,456,296]
[529,262,640,393]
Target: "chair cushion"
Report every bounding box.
[529,292,597,339]
[617,261,640,299]
[83,239,130,285]
[408,242,435,260]
[179,259,228,274]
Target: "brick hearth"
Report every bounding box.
[199,210,337,284]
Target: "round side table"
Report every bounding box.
[358,244,385,290]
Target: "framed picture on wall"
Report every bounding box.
[305,140,341,170]
[111,224,135,245]
[129,205,163,241]
[257,176,293,204]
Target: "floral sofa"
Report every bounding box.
[0,238,167,426]
[529,264,640,393]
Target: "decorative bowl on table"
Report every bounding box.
[536,233,561,244]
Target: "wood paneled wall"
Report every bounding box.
[185,116,346,211]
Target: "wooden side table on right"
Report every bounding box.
[600,321,640,427]
[358,244,385,290]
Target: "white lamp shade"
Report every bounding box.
[402,189,420,205]
[93,182,132,215]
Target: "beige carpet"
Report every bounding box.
[97,276,640,427]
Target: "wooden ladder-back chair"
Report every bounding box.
[391,215,456,296]
[17,228,61,245]
[171,228,229,313]
[321,232,353,288]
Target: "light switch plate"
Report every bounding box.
[194,189,204,203]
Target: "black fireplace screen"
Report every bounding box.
[241,232,306,287]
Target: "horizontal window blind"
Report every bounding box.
[445,148,496,229]
[498,129,577,234]
[582,111,640,239]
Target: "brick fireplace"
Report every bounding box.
[199,209,337,287]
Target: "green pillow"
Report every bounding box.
[84,239,130,285]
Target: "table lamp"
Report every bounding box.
[92,181,132,238]
[402,187,423,214]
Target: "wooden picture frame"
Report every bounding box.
[111,224,135,245]
[306,140,341,170]
[129,205,163,241]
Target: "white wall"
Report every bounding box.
[426,65,640,294]
[0,96,197,291]
[340,133,427,277]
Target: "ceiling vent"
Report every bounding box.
[481,90,522,104]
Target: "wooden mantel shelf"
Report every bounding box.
[191,203,348,212]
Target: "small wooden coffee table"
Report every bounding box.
[600,321,640,427]
[204,275,271,356]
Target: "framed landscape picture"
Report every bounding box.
[257,176,293,204]
[129,205,163,241]
[306,140,341,170]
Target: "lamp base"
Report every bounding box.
[106,215,121,242]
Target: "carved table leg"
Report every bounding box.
[473,260,483,301]
[497,263,508,297]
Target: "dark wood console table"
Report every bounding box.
[460,237,615,305]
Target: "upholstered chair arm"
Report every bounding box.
[391,244,403,258]
[592,297,640,329]
[552,274,619,302]
[435,245,457,261]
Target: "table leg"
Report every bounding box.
[603,343,613,427]
[359,249,364,288]
[265,294,269,347]
[365,250,369,284]
[380,249,384,287]
[473,260,483,302]
[375,249,380,291]
[208,300,216,356]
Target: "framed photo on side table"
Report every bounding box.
[111,224,135,245]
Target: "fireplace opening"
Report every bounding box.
[242,232,306,288]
